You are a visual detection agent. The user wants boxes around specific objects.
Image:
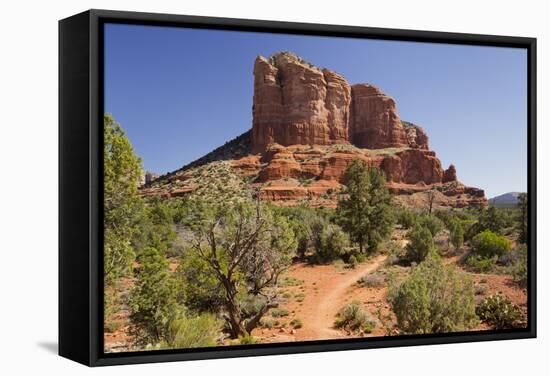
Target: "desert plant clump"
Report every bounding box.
[347,255,359,268]
[476,294,524,329]
[465,255,498,273]
[334,301,377,333]
[405,225,437,263]
[270,308,290,318]
[389,257,478,334]
[162,313,221,349]
[471,230,512,258]
[290,318,303,329]
[509,246,528,289]
[357,273,386,288]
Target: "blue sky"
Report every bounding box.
[104,23,527,198]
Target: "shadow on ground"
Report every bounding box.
[37,341,58,354]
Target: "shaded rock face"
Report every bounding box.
[443,164,458,183]
[350,84,408,149]
[251,52,429,153]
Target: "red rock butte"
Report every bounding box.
[142,52,487,209]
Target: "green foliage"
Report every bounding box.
[259,318,276,329]
[337,161,394,254]
[176,249,225,313]
[270,308,289,318]
[347,255,358,268]
[418,215,444,237]
[509,245,528,289]
[396,208,418,229]
[476,294,524,329]
[290,318,303,329]
[450,220,465,249]
[238,334,260,345]
[471,230,512,258]
[133,199,177,256]
[162,313,220,349]
[129,247,179,343]
[311,218,349,263]
[405,225,436,263]
[103,113,144,281]
[465,255,497,273]
[357,273,385,288]
[184,200,297,338]
[389,257,478,334]
[334,301,376,333]
[517,193,528,244]
[478,206,511,235]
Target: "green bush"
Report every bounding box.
[450,221,464,249]
[357,273,385,288]
[465,255,498,273]
[259,318,276,329]
[406,225,436,263]
[347,255,358,268]
[312,220,349,263]
[510,246,528,289]
[129,247,179,344]
[290,318,303,329]
[419,215,444,237]
[334,301,376,333]
[270,308,290,318]
[397,208,418,229]
[163,313,220,349]
[476,294,524,329]
[471,230,512,258]
[239,334,260,345]
[389,257,478,334]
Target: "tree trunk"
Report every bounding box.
[222,279,246,338]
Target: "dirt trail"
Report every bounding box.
[304,254,386,339]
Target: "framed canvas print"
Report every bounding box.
[59,9,537,366]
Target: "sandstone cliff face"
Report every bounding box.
[350,84,408,149]
[251,52,430,153]
[251,53,351,153]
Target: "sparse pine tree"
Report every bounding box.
[336,160,393,254]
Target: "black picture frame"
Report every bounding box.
[59,9,537,367]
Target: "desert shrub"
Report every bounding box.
[450,221,464,249]
[176,250,225,314]
[290,318,303,329]
[312,220,349,263]
[405,225,437,263]
[465,255,497,273]
[259,318,276,329]
[270,308,289,318]
[294,293,306,302]
[397,208,418,229]
[478,206,511,235]
[509,245,528,289]
[474,283,488,296]
[334,301,376,333]
[476,294,524,329]
[358,273,385,288]
[347,255,358,268]
[471,230,512,258]
[355,253,367,263]
[517,193,528,244]
[418,215,444,237]
[129,246,179,344]
[239,334,260,345]
[280,277,304,287]
[389,257,478,334]
[163,313,220,349]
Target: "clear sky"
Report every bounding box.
[104,23,527,198]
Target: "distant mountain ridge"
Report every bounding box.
[489,192,522,207]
